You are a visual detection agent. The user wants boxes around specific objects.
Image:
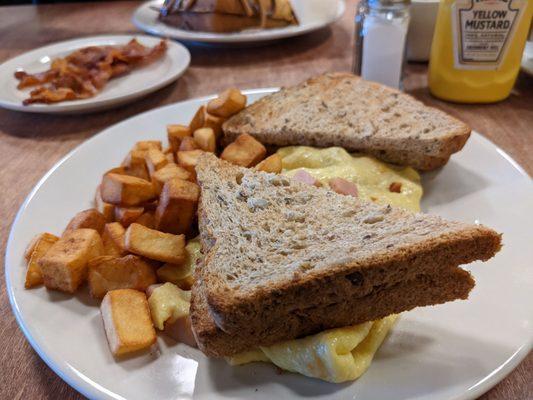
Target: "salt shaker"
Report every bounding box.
[353,0,411,89]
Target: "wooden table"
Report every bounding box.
[0,1,531,399]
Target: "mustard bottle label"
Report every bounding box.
[451,0,528,70]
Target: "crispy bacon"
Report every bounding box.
[15,39,168,106]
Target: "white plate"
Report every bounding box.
[133,0,345,44]
[521,41,533,76]
[0,35,190,114]
[5,89,533,400]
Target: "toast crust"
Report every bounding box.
[222,73,471,171]
[192,155,501,350]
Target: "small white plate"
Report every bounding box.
[133,0,345,44]
[0,35,190,114]
[5,89,533,400]
[521,41,533,77]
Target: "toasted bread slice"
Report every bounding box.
[190,154,501,356]
[222,73,471,171]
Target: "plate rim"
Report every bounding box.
[132,0,346,44]
[5,88,532,400]
[0,34,191,114]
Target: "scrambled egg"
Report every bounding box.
[277,146,422,212]
[226,147,423,383]
[148,283,191,330]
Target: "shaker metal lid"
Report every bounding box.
[368,0,411,6]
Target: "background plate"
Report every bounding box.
[0,35,190,114]
[6,89,533,400]
[133,0,345,44]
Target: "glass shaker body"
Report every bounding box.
[353,0,411,89]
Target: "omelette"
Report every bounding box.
[150,147,423,383]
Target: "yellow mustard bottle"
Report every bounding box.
[429,0,533,103]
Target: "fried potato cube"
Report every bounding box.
[24,232,57,262]
[189,106,224,137]
[101,289,156,356]
[64,209,106,235]
[189,105,206,133]
[102,222,127,256]
[207,88,247,118]
[125,223,186,264]
[101,173,156,206]
[25,233,59,288]
[39,229,103,293]
[167,124,191,153]
[157,239,201,290]
[221,133,266,167]
[193,127,216,153]
[179,136,199,152]
[164,148,175,163]
[155,178,200,234]
[122,150,150,180]
[134,212,155,229]
[145,148,168,177]
[114,206,144,227]
[152,163,192,194]
[95,185,115,222]
[104,166,127,176]
[177,149,204,175]
[88,255,157,299]
[255,154,282,173]
[133,140,162,151]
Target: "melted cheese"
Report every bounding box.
[277,146,422,212]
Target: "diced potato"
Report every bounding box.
[39,229,103,293]
[203,110,225,138]
[167,124,191,153]
[145,148,168,177]
[64,209,106,235]
[24,232,57,262]
[164,315,197,348]
[329,178,359,197]
[177,150,204,175]
[179,137,199,152]
[193,127,216,153]
[135,212,155,229]
[221,133,266,167]
[255,154,282,173]
[114,206,144,227]
[133,140,162,151]
[157,238,201,290]
[147,282,191,330]
[25,233,59,288]
[95,186,115,222]
[151,163,192,194]
[125,223,186,264]
[104,166,127,176]
[102,222,127,256]
[164,148,175,163]
[189,105,206,133]
[207,88,247,118]
[122,150,150,180]
[101,289,156,356]
[88,255,157,299]
[189,105,224,137]
[155,178,200,234]
[101,173,156,206]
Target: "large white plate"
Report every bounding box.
[0,35,190,114]
[5,89,533,400]
[133,0,345,44]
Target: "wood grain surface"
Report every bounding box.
[0,1,531,399]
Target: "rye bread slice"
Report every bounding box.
[222,73,471,171]
[191,154,501,353]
